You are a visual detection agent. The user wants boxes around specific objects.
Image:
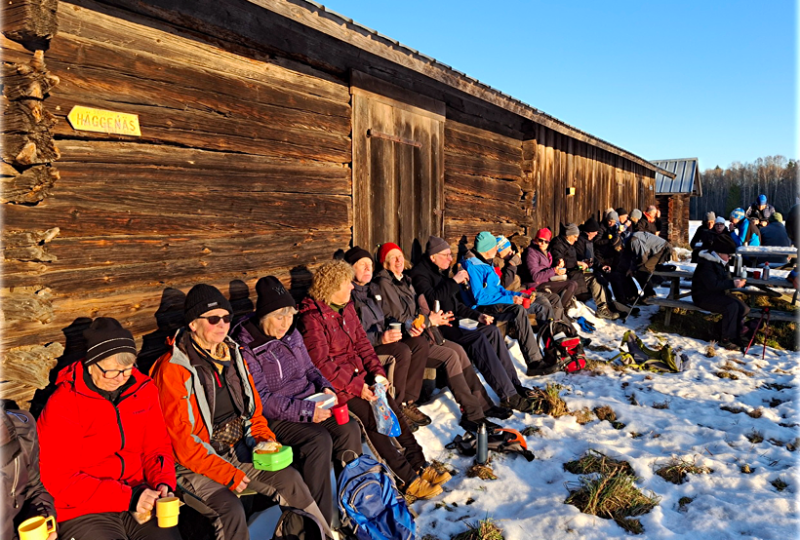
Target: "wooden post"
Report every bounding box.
[2,0,60,409]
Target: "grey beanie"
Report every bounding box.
[606,210,619,222]
[565,223,580,237]
[425,235,450,256]
[705,211,716,222]
[630,209,643,220]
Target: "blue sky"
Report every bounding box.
[320,0,797,171]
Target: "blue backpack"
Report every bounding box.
[337,455,415,540]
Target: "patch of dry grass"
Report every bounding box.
[677,497,694,511]
[466,462,497,481]
[451,518,504,540]
[528,383,569,418]
[741,464,754,474]
[564,449,634,476]
[593,405,617,422]
[771,478,789,492]
[722,362,755,377]
[521,426,541,436]
[746,429,764,444]
[572,407,594,425]
[715,371,739,380]
[565,471,660,535]
[654,457,712,484]
[652,400,670,410]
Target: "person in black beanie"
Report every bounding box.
[151,284,331,538]
[37,317,179,540]
[231,276,362,525]
[691,235,748,350]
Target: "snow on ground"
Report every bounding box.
[408,296,798,540]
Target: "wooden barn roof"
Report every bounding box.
[249,0,659,172]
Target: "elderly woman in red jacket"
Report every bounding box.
[298,260,447,501]
[37,318,180,540]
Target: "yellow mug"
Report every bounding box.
[156,496,181,528]
[18,515,56,540]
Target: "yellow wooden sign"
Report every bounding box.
[66,105,141,136]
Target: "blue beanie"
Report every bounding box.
[496,235,511,252]
[475,231,496,253]
[758,194,767,205]
[730,208,745,221]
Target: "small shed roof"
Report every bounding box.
[651,158,702,196]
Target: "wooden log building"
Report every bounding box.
[652,158,702,246]
[1,0,658,408]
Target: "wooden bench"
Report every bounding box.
[645,297,799,323]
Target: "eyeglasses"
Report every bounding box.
[199,314,232,325]
[435,252,454,259]
[536,239,550,244]
[94,363,136,379]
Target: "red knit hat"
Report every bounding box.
[535,228,552,241]
[378,242,402,264]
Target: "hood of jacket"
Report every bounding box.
[698,249,727,265]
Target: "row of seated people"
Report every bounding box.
[8,234,566,540]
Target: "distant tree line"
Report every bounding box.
[690,156,799,219]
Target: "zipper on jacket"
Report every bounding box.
[115,452,125,479]
[268,350,284,380]
[11,456,19,508]
[213,370,223,388]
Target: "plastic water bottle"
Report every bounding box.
[476,423,488,464]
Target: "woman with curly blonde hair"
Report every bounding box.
[298,260,447,501]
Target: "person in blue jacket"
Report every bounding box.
[729,207,761,247]
[460,231,548,376]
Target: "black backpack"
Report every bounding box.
[537,319,587,373]
[271,507,331,540]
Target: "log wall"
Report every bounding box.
[658,194,691,246]
[2,0,352,406]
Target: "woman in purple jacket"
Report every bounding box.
[232,276,361,525]
[521,228,578,309]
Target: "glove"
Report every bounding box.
[576,316,596,333]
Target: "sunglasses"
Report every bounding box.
[199,314,233,325]
[536,239,550,244]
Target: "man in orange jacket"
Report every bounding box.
[151,284,331,540]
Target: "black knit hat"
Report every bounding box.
[425,235,450,256]
[711,234,737,255]
[184,284,232,324]
[615,207,628,217]
[255,276,295,319]
[583,217,601,233]
[344,246,373,266]
[83,317,137,366]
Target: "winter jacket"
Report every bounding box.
[350,281,388,347]
[574,233,594,264]
[594,222,621,268]
[460,251,520,308]
[746,203,776,223]
[628,232,669,271]
[37,362,175,522]
[150,330,275,492]
[549,235,579,271]
[298,298,386,406]
[731,218,761,247]
[760,222,792,247]
[371,268,424,328]
[408,257,483,325]
[492,253,522,291]
[691,250,736,303]
[689,224,715,263]
[520,246,556,289]
[2,409,54,539]
[233,320,333,423]
[637,216,660,234]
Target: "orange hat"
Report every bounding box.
[535,228,552,241]
[378,242,402,264]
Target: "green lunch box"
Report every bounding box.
[253,445,293,472]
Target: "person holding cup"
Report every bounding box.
[232,276,361,525]
[150,284,331,540]
[2,404,56,540]
[298,260,446,501]
[37,317,180,540]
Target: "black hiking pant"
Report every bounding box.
[426,340,493,421]
[58,511,182,540]
[268,417,362,524]
[440,323,520,402]
[693,294,750,341]
[478,303,543,368]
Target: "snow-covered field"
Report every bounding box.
[251,222,798,539]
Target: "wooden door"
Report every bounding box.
[351,71,445,261]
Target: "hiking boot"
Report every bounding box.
[719,339,741,351]
[500,394,535,413]
[420,464,452,486]
[401,403,432,427]
[595,306,620,320]
[525,362,559,377]
[484,405,513,420]
[515,385,537,399]
[398,408,420,433]
[404,477,442,501]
